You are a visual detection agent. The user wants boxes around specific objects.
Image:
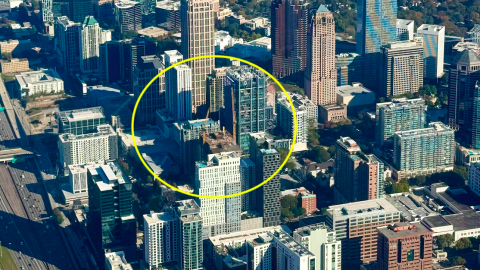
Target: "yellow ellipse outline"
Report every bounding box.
[132,55,297,199]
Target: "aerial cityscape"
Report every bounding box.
[0,0,480,269]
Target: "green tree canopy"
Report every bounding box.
[455,237,472,250]
[307,146,331,163]
[454,256,467,266]
[436,234,455,249]
[281,195,297,209]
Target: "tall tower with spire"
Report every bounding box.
[305,5,337,106]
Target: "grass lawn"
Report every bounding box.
[0,245,17,270]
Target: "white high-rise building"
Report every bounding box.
[195,152,241,239]
[294,223,342,270]
[80,16,112,72]
[396,19,414,41]
[469,163,480,197]
[164,50,192,121]
[68,165,88,194]
[417,24,445,79]
[144,212,179,269]
[58,124,118,168]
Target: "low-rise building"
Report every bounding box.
[15,69,64,97]
[456,144,480,166]
[216,7,233,20]
[0,58,29,73]
[224,37,271,62]
[11,22,35,38]
[243,17,269,31]
[319,104,347,123]
[137,26,169,38]
[214,30,244,53]
[0,39,32,57]
[105,251,133,270]
[281,187,317,215]
[336,83,375,113]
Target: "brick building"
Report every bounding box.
[377,222,433,270]
[0,58,29,73]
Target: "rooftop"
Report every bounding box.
[376,98,426,111]
[105,251,133,270]
[15,69,63,86]
[143,211,177,225]
[137,26,168,38]
[175,199,202,222]
[378,222,432,238]
[203,130,242,155]
[59,107,105,124]
[210,226,282,247]
[88,161,131,189]
[226,66,266,81]
[385,194,438,221]
[59,124,115,142]
[115,0,139,8]
[328,198,400,218]
[394,122,453,139]
[396,19,414,28]
[417,24,445,33]
[336,83,372,97]
[156,0,180,10]
[294,222,333,237]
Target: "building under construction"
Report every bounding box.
[202,130,242,158]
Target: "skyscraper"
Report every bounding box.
[224,66,267,152]
[87,162,136,269]
[375,98,427,146]
[55,16,81,74]
[181,0,215,116]
[448,49,480,149]
[417,24,445,80]
[141,0,157,27]
[42,0,53,23]
[195,152,241,239]
[80,16,112,73]
[305,5,336,106]
[95,0,115,21]
[334,137,385,203]
[206,67,227,121]
[143,200,203,270]
[165,50,193,121]
[133,55,166,125]
[379,38,424,97]
[356,0,397,92]
[469,163,480,197]
[249,134,281,227]
[396,19,414,41]
[271,0,308,79]
[72,0,94,23]
[240,158,255,212]
[115,0,142,34]
[393,122,455,179]
[377,223,433,270]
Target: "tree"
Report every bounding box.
[281,208,294,220]
[2,52,12,60]
[307,128,320,146]
[307,146,331,163]
[121,30,138,40]
[278,148,296,170]
[436,234,455,249]
[327,145,336,156]
[453,256,467,266]
[281,195,297,209]
[454,165,468,180]
[386,179,410,194]
[146,175,154,184]
[455,237,472,250]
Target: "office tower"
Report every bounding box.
[173,119,221,175]
[54,16,81,74]
[115,0,142,34]
[72,0,94,23]
[52,0,71,19]
[175,200,203,270]
[68,164,88,194]
[144,212,179,269]
[133,55,166,125]
[164,50,192,121]
[377,223,433,270]
[375,98,427,146]
[326,199,401,267]
[140,0,157,27]
[356,0,397,92]
[195,152,241,239]
[293,223,342,270]
[417,24,445,80]
[468,24,480,45]
[240,158,255,212]
[469,163,480,197]
[95,0,115,20]
[80,16,112,72]
[393,122,455,180]
[335,53,363,86]
[305,5,336,106]
[206,67,227,121]
[180,0,215,116]
[396,19,414,41]
[380,38,424,97]
[100,40,130,84]
[334,137,385,203]
[59,107,106,135]
[276,92,317,152]
[448,50,480,149]
[156,1,181,31]
[249,135,281,227]
[42,0,53,23]
[271,0,308,79]
[58,124,118,168]
[224,66,267,152]
[87,162,136,269]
